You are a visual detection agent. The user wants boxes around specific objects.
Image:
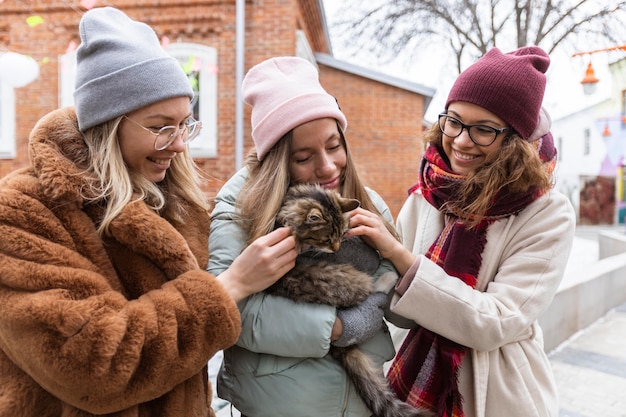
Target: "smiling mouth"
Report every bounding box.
[149,157,170,166]
[319,178,339,188]
[453,150,478,161]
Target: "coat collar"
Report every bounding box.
[28,107,96,206]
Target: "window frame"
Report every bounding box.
[167,43,218,158]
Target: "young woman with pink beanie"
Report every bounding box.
[208,56,402,416]
[347,46,576,417]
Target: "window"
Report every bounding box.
[167,43,218,158]
[296,30,316,64]
[0,81,16,159]
[59,51,76,109]
[58,43,217,158]
[583,128,590,156]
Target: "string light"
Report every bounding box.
[580,62,599,94]
[572,45,626,95]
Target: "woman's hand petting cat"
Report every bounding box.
[346,208,416,276]
[217,227,297,302]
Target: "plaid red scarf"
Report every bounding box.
[387,138,555,416]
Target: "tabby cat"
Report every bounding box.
[266,184,432,417]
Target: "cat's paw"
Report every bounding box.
[373,271,398,294]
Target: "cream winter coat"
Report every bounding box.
[387,188,575,417]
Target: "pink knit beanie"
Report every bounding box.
[242,57,348,161]
[445,46,550,140]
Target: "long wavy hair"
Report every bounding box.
[81,116,209,236]
[423,122,553,226]
[237,122,399,245]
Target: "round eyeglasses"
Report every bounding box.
[123,115,202,150]
[438,113,510,147]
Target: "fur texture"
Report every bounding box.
[0,108,240,417]
[269,184,432,417]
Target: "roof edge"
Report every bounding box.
[315,52,436,112]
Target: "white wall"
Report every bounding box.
[549,56,626,222]
[552,107,610,213]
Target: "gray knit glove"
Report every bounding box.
[332,292,387,347]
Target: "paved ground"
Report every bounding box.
[551,226,626,417]
[212,303,626,417]
[550,302,626,417]
[212,226,626,417]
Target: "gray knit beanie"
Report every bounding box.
[74,7,193,132]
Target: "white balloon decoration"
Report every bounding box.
[0,51,40,88]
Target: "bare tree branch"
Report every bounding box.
[329,0,626,75]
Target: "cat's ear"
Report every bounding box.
[340,198,360,213]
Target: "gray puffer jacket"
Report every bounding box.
[208,168,397,417]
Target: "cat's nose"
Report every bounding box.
[331,241,341,252]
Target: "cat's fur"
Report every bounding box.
[267,184,432,417]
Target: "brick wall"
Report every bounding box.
[1,0,426,218]
[319,65,425,217]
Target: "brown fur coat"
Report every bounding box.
[0,108,241,417]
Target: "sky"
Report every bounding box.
[321,0,616,123]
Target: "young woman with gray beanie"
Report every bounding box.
[347,46,576,417]
[0,7,296,417]
[208,56,402,416]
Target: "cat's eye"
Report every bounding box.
[307,214,322,222]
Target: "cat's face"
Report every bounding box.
[277,184,359,254]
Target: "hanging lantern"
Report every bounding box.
[602,122,611,137]
[0,52,40,88]
[580,62,599,95]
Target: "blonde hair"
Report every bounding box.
[237,124,399,244]
[81,116,209,236]
[423,122,553,227]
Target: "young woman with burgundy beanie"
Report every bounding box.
[348,46,576,417]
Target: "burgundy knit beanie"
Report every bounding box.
[242,56,348,161]
[445,46,550,140]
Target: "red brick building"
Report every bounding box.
[0,0,434,217]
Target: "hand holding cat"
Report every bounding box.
[216,227,297,302]
[347,208,417,275]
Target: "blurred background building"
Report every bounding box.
[0,0,434,217]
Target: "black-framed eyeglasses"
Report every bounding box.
[123,115,202,150]
[438,113,510,146]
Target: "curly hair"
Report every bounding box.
[423,122,553,227]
